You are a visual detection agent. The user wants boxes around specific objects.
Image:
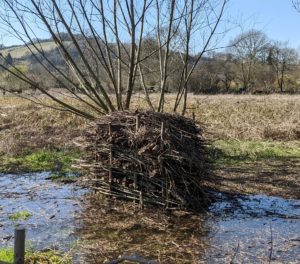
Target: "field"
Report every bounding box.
[1,93,300,263]
[1,93,300,196]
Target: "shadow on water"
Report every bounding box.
[1,172,300,263]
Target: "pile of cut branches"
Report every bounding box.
[77,111,213,211]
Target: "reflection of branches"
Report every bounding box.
[230,240,240,264]
[268,222,273,264]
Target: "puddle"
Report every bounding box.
[205,194,300,263]
[0,172,86,251]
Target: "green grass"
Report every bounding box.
[0,248,71,264]
[9,210,32,221]
[0,150,80,173]
[211,140,300,164]
[0,248,13,263]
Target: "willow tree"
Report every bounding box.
[0,0,229,118]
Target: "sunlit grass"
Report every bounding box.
[0,248,14,263]
[211,140,300,164]
[0,248,71,264]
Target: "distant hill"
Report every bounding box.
[0,41,65,60]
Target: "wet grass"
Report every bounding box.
[0,248,71,264]
[0,150,80,174]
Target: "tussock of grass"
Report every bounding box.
[211,140,300,164]
[9,210,32,221]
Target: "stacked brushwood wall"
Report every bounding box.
[78,111,213,211]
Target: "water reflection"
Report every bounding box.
[205,194,300,263]
[0,172,85,251]
[1,173,300,263]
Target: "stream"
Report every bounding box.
[1,172,300,263]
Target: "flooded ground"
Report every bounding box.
[0,172,85,251]
[205,193,300,263]
[1,172,300,263]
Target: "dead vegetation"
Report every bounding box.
[0,96,87,156]
[1,93,300,263]
[186,94,300,141]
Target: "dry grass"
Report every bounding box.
[127,93,300,140]
[0,96,87,156]
[187,94,300,140]
[1,93,299,155]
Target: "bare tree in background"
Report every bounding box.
[293,0,300,12]
[268,42,298,92]
[0,0,229,118]
[229,30,270,92]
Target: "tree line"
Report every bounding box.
[189,29,299,94]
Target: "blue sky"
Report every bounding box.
[223,0,300,49]
[1,0,300,50]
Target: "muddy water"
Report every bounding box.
[1,173,300,263]
[0,172,86,250]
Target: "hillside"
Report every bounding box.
[1,41,66,59]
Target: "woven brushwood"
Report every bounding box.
[77,111,213,211]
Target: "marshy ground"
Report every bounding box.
[0,93,300,263]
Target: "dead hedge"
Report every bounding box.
[77,111,214,211]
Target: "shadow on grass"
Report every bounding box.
[205,140,300,199]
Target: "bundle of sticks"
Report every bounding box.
[77,111,213,211]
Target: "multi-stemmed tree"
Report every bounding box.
[0,0,229,118]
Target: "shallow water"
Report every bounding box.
[0,172,85,251]
[1,173,300,263]
[205,193,300,263]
